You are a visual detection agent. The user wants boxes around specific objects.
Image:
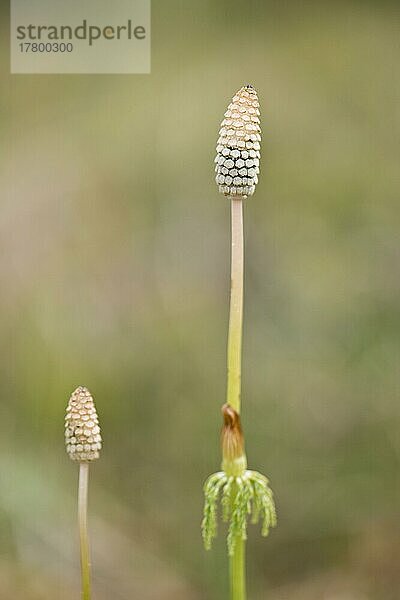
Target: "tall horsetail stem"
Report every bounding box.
[65,386,102,600]
[203,86,276,600]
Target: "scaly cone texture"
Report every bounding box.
[215,85,261,198]
[65,386,102,461]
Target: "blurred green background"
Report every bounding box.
[1,1,400,598]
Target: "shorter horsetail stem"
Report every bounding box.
[65,386,102,600]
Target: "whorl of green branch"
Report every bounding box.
[202,404,276,555]
[202,469,276,556]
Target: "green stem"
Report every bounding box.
[226,198,244,415]
[230,537,246,600]
[78,462,91,600]
[226,198,246,600]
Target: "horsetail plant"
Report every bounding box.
[202,85,277,600]
[65,386,102,600]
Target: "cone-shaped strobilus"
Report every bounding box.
[65,386,102,600]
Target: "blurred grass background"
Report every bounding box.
[1,0,400,598]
